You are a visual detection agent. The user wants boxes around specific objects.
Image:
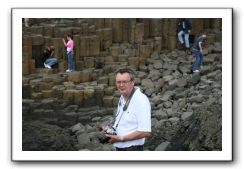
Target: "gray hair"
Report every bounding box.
[115,68,136,81]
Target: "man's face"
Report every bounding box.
[116,73,135,97]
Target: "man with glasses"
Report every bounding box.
[106,68,151,151]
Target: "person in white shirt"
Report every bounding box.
[106,68,151,151]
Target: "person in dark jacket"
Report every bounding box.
[192,34,207,73]
[43,46,58,69]
[178,18,192,52]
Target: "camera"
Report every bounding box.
[98,126,117,144]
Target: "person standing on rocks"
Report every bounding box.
[178,18,192,54]
[24,18,29,27]
[105,68,151,151]
[43,46,58,69]
[62,34,75,72]
[192,33,207,73]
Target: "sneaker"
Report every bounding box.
[179,43,184,50]
[44,63,51,69]
[44,63,48,68]
[66,69,71,72]
[193,70,200,73]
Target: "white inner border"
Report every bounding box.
[12,8,232,161]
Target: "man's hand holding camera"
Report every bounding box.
[98,125,118,144]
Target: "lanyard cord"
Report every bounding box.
[114,87,136,129]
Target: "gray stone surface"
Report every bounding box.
[22,18,222,151]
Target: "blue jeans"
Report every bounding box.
[44,58,58,67]
[178,30,190,48]
[192,49,203,71]
[67,51,75,71]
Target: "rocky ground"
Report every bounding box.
[22,41,222,151]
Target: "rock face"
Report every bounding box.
[22,121,77,151]
[22,18,222,151]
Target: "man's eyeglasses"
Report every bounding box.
[116,80,132,85]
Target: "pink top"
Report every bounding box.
[65,39,74,52]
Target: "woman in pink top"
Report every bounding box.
[62,34,75,72]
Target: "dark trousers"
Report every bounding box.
[116,145,144,151]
